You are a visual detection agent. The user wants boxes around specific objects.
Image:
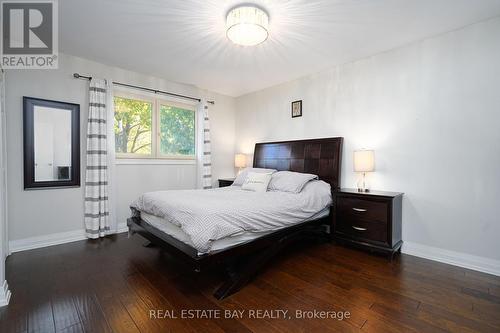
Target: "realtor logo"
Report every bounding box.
[1,0,58,69]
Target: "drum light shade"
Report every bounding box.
[353,150,375,172]
[234,154,247,168]
[226,6,269,46]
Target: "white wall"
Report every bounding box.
[6,53,236,242]
[235,18,500,263]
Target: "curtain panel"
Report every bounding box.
[84,78,116,238]
[197,101,212,189]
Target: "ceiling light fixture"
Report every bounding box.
[226,5,269,46]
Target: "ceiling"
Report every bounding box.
[60,0,500,97]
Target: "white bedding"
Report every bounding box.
[131,180,332,253]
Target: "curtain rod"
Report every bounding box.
[73,73,215,104]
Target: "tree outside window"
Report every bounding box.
[113,94,196,159]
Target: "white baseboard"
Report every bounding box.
[116,223,129,234]
[402,241,500,277]
[0,280,11,306]
[8,223,129,254]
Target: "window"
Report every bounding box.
[159,103,196,156]
[113,92,196,159]
[114,95,153,156]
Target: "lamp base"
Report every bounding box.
[356,172,370,192]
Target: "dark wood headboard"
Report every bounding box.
[253,137,343,190]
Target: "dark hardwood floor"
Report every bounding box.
[1,233,500,333]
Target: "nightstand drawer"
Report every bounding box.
[337,197,388,223]
[336,216,388,244]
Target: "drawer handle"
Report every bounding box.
[352,208,367,212]
[352,226,367,231]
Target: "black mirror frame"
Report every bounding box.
[23,97,80,190]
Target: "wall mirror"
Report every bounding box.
[23,97,80,189]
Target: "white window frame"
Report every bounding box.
[113,90,197,161]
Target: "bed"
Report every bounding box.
[127,137,343,299]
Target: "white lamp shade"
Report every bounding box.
[353,150,375,172]
[234,154,247,168]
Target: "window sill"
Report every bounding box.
[115,159,196,165]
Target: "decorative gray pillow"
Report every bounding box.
[268,171,319,193]
[233,167,277,186]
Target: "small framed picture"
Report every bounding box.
[291,100,302,118]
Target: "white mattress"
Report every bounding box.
[140,207,330,255]
[132,180,332,253]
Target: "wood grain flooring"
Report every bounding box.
[1,233,499,332]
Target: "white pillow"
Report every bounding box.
[241,172,273,193]
[233,167,276,186]
[268,171,319,193]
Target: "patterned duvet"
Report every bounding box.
[131,180,332,253]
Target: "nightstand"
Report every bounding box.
[218,178,235,188]
[333,188,403,260]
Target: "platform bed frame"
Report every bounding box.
[127,137,343,299]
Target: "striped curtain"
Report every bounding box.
[84,79,110,238]
[197,101,212,189]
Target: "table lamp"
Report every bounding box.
[234,154,246,174]
[353,150,375,192]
